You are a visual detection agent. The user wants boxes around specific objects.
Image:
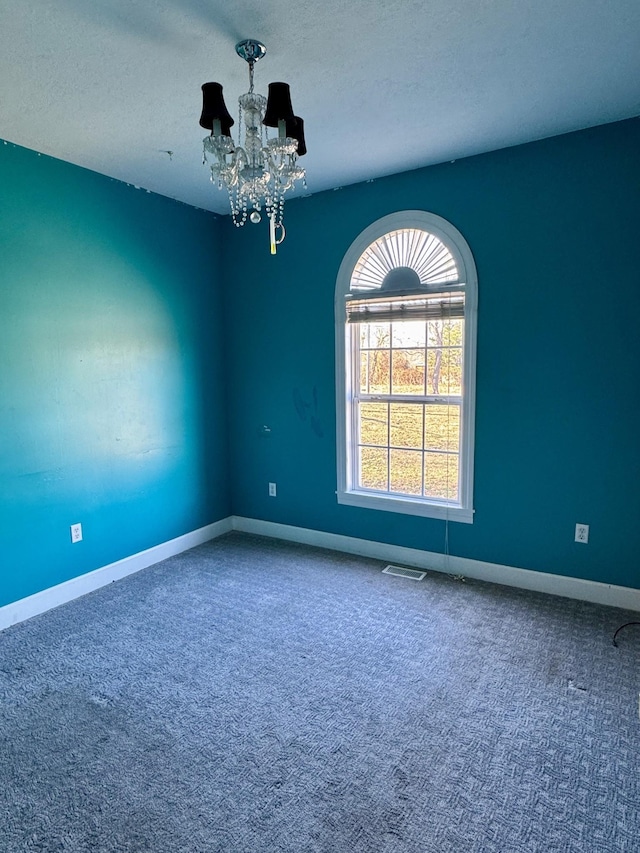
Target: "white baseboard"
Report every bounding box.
[4,514,638,633]
[231,516,640,613]
[0,517,233,632]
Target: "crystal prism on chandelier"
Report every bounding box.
[200,39,307,253]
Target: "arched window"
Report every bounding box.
[335,211,477,522]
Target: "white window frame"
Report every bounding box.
[335,211,478,523]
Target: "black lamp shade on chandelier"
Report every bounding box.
[262,82,295,127]
[285,116,307,157]
[199,82,234,136]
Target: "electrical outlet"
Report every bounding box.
[575,523,589,544]
[70,523,83,543]
[268,482,277,497]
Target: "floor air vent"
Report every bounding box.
[382,565,426,581]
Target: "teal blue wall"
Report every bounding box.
[3,118,638,610]
[223,118,640,590]
[0,142,230,608]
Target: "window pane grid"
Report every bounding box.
[359,320,463,399]
[357,453,460,499]
[359,443,457,453]
[356,395,460,500]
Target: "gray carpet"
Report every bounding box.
[1,532,639,852]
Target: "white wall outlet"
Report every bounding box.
[268,482,277,497]
[70,523,83,543]
[575,523,589,544]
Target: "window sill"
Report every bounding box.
[337,489,474,523]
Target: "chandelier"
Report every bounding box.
[200,39,307,253]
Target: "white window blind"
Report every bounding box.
[346,293,465,324]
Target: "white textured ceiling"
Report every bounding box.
[1,0,639,214]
